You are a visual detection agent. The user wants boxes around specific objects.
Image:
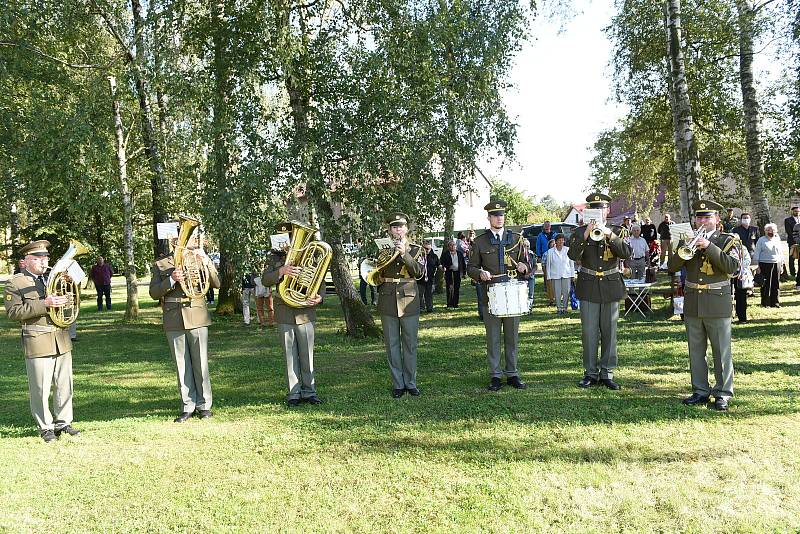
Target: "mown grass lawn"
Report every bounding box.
[1,277,798,532]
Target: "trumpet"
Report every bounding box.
[677,227,712,260]
[589,220,610,241]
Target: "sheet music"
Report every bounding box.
[157,222,179,240]
[374,237,394,251]
[670,223,694,241]
[582,208,604,224]
[66,261,86,285]
[270,233,291,250]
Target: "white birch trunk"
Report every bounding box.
[108,76,139,320]
[665,0,702,219]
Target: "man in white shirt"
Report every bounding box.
[626,226,649,280]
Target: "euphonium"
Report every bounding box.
[46,239,90,328]
[174,215,211,298]
[278,221,333,308]
[677,227,711,261]
[361,240,402,287]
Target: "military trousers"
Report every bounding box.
[684,316,733,399]
[278,322,316,400]
[380,314,419,390]
[579,300,619,380]
[483,312,520,378]
[25,352,73,431]
[166,327,212,412]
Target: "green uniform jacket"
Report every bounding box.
[261,251,324,325]
[568,227,632,303]
[668,230,739,318]
[149,254,221,331]
[4,270,73,358]
[467,230,531,306]
[376,244,424,318]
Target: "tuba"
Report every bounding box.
[278,221,333,308]
[174,215,211,298]
[46,240,90,328]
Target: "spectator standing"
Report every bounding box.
[241,272,256,325]
[732,213,759,255]
[455,232,467,253]
[89,256,113,311]
[418,239,440,313]
[545,234,575,314]
[733,246,753,323]
[722,207,739,233]
[784,206,800,279]
[657,213,674,267]
[440,240,466,308]
[525,243,538,308]
[753,223,784,308]
[640,217,657,244]
[13,258,25,274]
[626,226,649,280]
[253,272,273,328]
[536,221,557,305]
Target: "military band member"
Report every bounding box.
[4,240,80,442]
[467,200,531,391]
[568,193,632,390]
[150,231,221,423]
[376,212,424,398]
[262,222,325,407]
[668,200,739,411]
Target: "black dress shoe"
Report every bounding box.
[40,429,57,443]
[197,409,213,419]
[487,377,503,391]
[709,397,729,411]
[406,388,421,396]
[507,376,528,389]
[682,393,710,406]
[600,378,620,390]
[174,411,194,423]
[303,396,324,405]
[54,425,81,437]
[287,398,301,407]
[392,388,405,398]
[577,376,598,388]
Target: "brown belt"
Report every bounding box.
[685,280,729,290]
[579,267,619,278]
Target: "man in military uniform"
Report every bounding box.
[467,200,531,391]
[262,221,325,407]
[375,212,424,398]
[149,228,221,422]
[722,207,739,233]
[568,193,632,390]
[669,200,739,411]
[4,240,80,442]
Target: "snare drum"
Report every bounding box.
[487,280,530,317]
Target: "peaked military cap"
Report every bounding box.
[275,221,293,233]
[19,240,51,257]
[693,200,724,216]
[484,200,507,215]
[385,212,409,227]
[586,192,612,208]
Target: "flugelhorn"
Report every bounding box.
[589,220,610,241]
[677,227,712,261]
[278,221,332,307]
[173,215,211,298]
[46,239,90,328]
